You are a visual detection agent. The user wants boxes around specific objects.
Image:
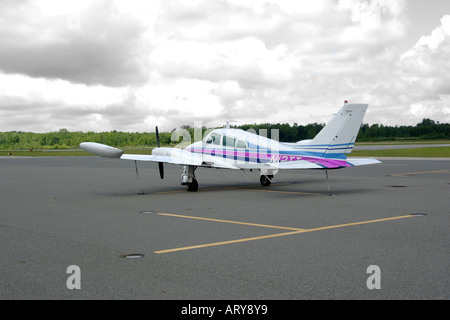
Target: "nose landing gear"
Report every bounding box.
[186,178,198,192]
[181,165,199,192]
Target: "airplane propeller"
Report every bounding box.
[155,126,164,179]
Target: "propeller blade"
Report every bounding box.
[156,126,160,148]
[158,162,164,179]
[156,126,164,179]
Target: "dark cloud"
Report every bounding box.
[0,1,148,87]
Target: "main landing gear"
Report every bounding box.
[260,174,273,186]
[181,166,274,191]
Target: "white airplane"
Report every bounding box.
[80,102,381,192]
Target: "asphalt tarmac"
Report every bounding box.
[0,156,449,300]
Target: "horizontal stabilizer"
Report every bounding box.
[346,157,382,166]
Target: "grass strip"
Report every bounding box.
[349,147,450,157]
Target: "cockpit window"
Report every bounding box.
[205,133,247,149]
[206,133,222,145]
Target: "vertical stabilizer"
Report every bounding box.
[298,103,368,157]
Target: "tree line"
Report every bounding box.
[0,118,448,150]
[0,129,174,151]
[236,118,450,142]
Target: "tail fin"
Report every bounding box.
[297,103,368,158]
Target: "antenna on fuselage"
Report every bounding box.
[225,120,239,129]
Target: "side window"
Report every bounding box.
[223,135,236,148]
[235,140,247,149]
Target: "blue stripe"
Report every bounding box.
[193,148,347,160]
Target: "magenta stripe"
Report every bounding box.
[186,148,349,168]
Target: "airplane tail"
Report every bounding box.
[295,103,368,158]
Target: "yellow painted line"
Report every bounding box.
[156,213,306,231]
[168,183,291,192]
[300,215,414,233]
[245,189,323,196]
[154,183,322,196]
[237,182,292,188]
[155,189,187,194]
[154,214,416,254]
[155,184,283,193]
[154,230,305,254]
[391,169,450,176]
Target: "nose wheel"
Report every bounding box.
[186,178,198,192]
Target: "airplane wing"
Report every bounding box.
[267,157,381,169]
[80,142,237,169]
[120,153,202,166]
[234,157,381,170]
[268,161,327,169]
[80,143,380,170]
[146,147,239,169]
[120,149,203,166]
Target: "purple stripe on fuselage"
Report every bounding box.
[186,148,349,168]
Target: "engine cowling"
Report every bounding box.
[80,142,124,158]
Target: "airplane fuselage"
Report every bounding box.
[183,128,351,169]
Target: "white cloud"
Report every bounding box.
[0,0,448,133]
[0,73,127,106]
[149,37,296,89]
[37,0,93,16]
[392,15,450,123]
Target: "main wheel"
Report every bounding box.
[186,178,198,192]
[260,175,272,186]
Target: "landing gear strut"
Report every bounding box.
[181,165,198,192]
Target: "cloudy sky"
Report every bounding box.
[0,0,449,133]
